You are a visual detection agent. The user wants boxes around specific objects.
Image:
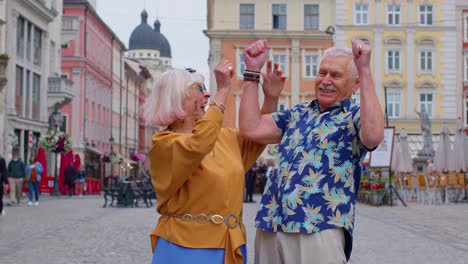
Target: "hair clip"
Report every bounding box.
[185,67,196,73]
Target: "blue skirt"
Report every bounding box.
[152,237,247,264]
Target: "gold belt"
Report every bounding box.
[160,213,241,229]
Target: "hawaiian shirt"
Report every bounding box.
[255,98,370,260]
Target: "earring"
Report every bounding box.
[194,99,199,122]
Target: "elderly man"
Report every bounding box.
[239,39,384,263]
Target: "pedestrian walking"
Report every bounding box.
[7,149,25,206]
[64,162,77,197]
[26,155,43,207]
[77,165,86,197]
[239,39,384,263]
[144,60,284,264]
[0,155,8,215]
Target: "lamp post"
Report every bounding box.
[109,136,114,187]
[51,106,63,196]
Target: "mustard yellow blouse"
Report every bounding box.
[149,108,264,264]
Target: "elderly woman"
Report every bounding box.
[144,58,284,264]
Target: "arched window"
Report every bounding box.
[384,38,403,74]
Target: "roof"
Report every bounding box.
[128,10,171,57]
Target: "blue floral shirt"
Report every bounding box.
[255,98,370,260]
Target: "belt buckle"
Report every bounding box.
[225,214,239,229]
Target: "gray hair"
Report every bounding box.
[323,47,358,80]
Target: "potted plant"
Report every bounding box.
[39,130,72,153]
[102,152,122,164]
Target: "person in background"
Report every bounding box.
[7,150,25,206]
[144,58,285,264]
[26,155,43,207]
[77,165,86,197]
[0,155,8,215]
[244,161,258,203]
[239,39,384,263]
[64,162,77,197]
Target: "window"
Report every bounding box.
[387,49,400,72]
[387,4,400,25]
[464,14,468,42]
[304,5,319,30]
[240,4,254,29]
[16,16,25,58]
[419,93,434,117]
[272,4,287,30]
[26,23,32,61]
[25,70,30,117]
[32,73,41,119]
[419,4,433,25]
[273,54,288,76]
[354,3,368,25]
[15,66,23,115]
[420,50,433,72]
[303,54,319,78]
[418,39,435,74]
[387,92,401,118]
[237,52,246,78]
[465,55,468,82]
[465,99,468,126]
[33,27,42,66]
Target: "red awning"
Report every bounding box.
[133,152,147,161]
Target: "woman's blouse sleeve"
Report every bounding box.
[235,130,266,172]
[149,108,223,202]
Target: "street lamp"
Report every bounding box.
[109,136,115,187]
[51,105,63,196]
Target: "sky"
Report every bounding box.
[96,0,210,85]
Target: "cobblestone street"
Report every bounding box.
[1,194,468,264]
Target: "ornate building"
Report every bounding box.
[205,0,335,128]
[335,0,457,135]
[127,9,172,151]
[2,0,73,162]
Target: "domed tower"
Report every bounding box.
[128,10,172,67]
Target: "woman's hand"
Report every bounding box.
[262,60,286,99]
[213,59,234,105]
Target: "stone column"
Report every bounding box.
[291,40,300,106]
[406,29,415,118]
[374,29,383,103]
[208,38,221,96]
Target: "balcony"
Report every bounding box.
[47,76,74,110]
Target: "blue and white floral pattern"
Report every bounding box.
[255,99,369,260]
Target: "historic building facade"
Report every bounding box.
[2,0,73,161]
[335,0,457,136]
[456,0,468,133]
[205,0,335,128]
[61,0,127,181]
[126,9,172,151]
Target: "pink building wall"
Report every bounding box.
[61,3,115,153]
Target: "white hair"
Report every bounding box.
[323,47,358,79]
[143,69,197,127]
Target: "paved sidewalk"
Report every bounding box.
[0,194,467,264]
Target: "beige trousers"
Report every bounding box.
[255,228,346,264]
[9,178,24,205]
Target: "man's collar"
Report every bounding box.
[309,98,354,113]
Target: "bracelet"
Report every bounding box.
[209,100,226,113]
[244,69,260,74]
[243,72,260,82]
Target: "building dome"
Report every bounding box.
[128,10,172,58]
